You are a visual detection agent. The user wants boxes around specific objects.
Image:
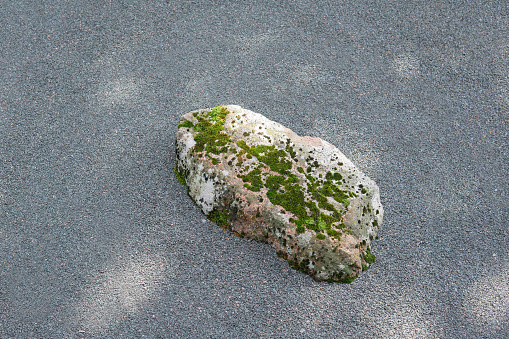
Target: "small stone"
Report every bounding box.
[175,105,384,282]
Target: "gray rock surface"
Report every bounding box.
[175,105,383,282]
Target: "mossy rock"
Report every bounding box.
[175,105,383,282]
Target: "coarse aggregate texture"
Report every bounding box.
[0,1,507,338]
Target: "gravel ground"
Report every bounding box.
[1,1,508,338]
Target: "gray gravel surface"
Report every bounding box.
[1,1,508,338]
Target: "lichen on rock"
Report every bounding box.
[175,105,384,283]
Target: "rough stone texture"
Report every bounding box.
[175,105,383,282]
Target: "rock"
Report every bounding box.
[175,105,383,282]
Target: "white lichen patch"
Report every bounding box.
[190,177,215,214]
[181,132,196,155]
[297,231,313,248]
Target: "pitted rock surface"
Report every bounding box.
[175,105,383,282]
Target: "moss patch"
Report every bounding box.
[178,120,194,129]
[208,209,229,228]
[326,272,357,284]
[341,275,357,284]
[237,168,264,192]
[193,106,231,155]
[326,228,341,241]
[363,246,375,264]
[174,164,186,185]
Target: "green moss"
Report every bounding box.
[192,106,232,155]
[237,168,263,192]
[363,247,375,264]
[174,164,186,185]
[208,209,229,228]
[258,149,292,174]
[326,228,341,241]
[208,106,229,122]
[295,225,305,233]
[341,275,357,283]
[194,122,230,154]
[318,200,336,212]
[288,258,311,274]
[253,145,273,156]
[316,233,326,240]
[211,158,219,165]
[236,140,249,151]
[177,120,194,129]
[326,272,357,284]
[302,215,327,232]
[317,217,327,231]
[319,184,334,197]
